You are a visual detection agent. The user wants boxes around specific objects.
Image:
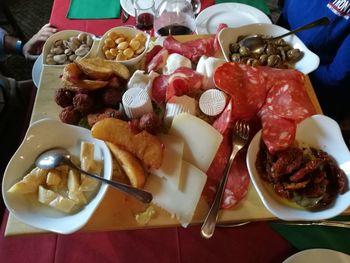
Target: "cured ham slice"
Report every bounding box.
[147,48,169,73]
[151,67,204,104]
[163,35,216,63]
[214,63,266,119]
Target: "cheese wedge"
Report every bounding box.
[144,160,207,227]
[169,113,223,172]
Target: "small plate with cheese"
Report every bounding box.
[2,118,112,234]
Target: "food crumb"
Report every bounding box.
[135,206,156,225]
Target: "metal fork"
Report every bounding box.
[201,120,250,239]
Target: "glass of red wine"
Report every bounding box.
[154,0,196,36]
[134,0,155,34]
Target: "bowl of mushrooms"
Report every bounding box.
[218,23,320,74]
[97,26,150,67]
[43,30,95,66]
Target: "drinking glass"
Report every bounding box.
[154,0,196,36]
[134,0,156,34]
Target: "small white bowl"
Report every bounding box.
[218,24,320,75]
[42,30,96,67]
[2,119,112,234]
[246,114,350,221]
[97,26,150,67]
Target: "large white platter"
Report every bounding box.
[195,3,271,34]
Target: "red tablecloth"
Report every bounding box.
[0,210,297,263]
[49,0,215,36]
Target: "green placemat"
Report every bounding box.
[215,0,270,15]
[67,0,121,19]
[270,216,350,255]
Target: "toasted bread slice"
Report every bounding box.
[91,118,163,169]
[61,63,108,90]
[107,142,146,188]
[76,57,130,80]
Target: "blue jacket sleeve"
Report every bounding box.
[311,33,350,89]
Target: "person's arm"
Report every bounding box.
[311,34,350,88]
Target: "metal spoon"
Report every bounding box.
[35,148,153,203]
[239,17,331,54]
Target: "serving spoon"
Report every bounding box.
[239,17,331,54]
[35,148,153,203]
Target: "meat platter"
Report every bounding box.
[5,33,345,236]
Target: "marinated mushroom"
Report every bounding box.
[228,34,304,69]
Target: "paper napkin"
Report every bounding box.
[67,0,121,19]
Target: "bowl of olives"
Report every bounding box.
[218,23,320,74]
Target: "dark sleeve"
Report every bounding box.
[311,33,350,88]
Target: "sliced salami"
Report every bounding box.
[144,45,163,70]
[204,100,250,209]
[214,63,266,119]
[260,110,296,154]
[265,79,316,123]
[221,148,250,209]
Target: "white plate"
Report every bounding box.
[32,54,43,88]
[218,24,320,75]
[195,3,271,34]
[246,115,350,221]
[2,118,113,234]
[121,0,162,17]
[283,249,350,263]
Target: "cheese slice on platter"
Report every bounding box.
[151,134,184,190]
[144,160,207,227]
[169,113,223,172]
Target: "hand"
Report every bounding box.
[22,23,57,61]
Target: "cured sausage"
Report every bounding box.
[214,63,266,119]
[204,101,250,209]
[259,109,296,154]
[264,79,316,123]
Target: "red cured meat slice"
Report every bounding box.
[166,76,189,101]
[265,79,316,123]
[152,75,169,104]
[260,110,296,154]
[147,48,169,73]
[203,101,250,209]
[152,68,204,103]
[163,35,215,63]
[259,67,305,92]
[221,148,250,209]
[214,63,266,119]
[173,67,204,90]
[144,45,163,69]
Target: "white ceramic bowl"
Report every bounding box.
[97,26,150,67]
[218,24,320,75]
[42,30,96,67]
[2,119,112,234]
[246,114,350,221]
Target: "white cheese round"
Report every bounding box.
[122,87,153,119]
[199,89,226,116]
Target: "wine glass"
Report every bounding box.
[154,0,196,36]
[134,0,156,34]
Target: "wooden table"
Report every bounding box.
[4,35,327,236]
